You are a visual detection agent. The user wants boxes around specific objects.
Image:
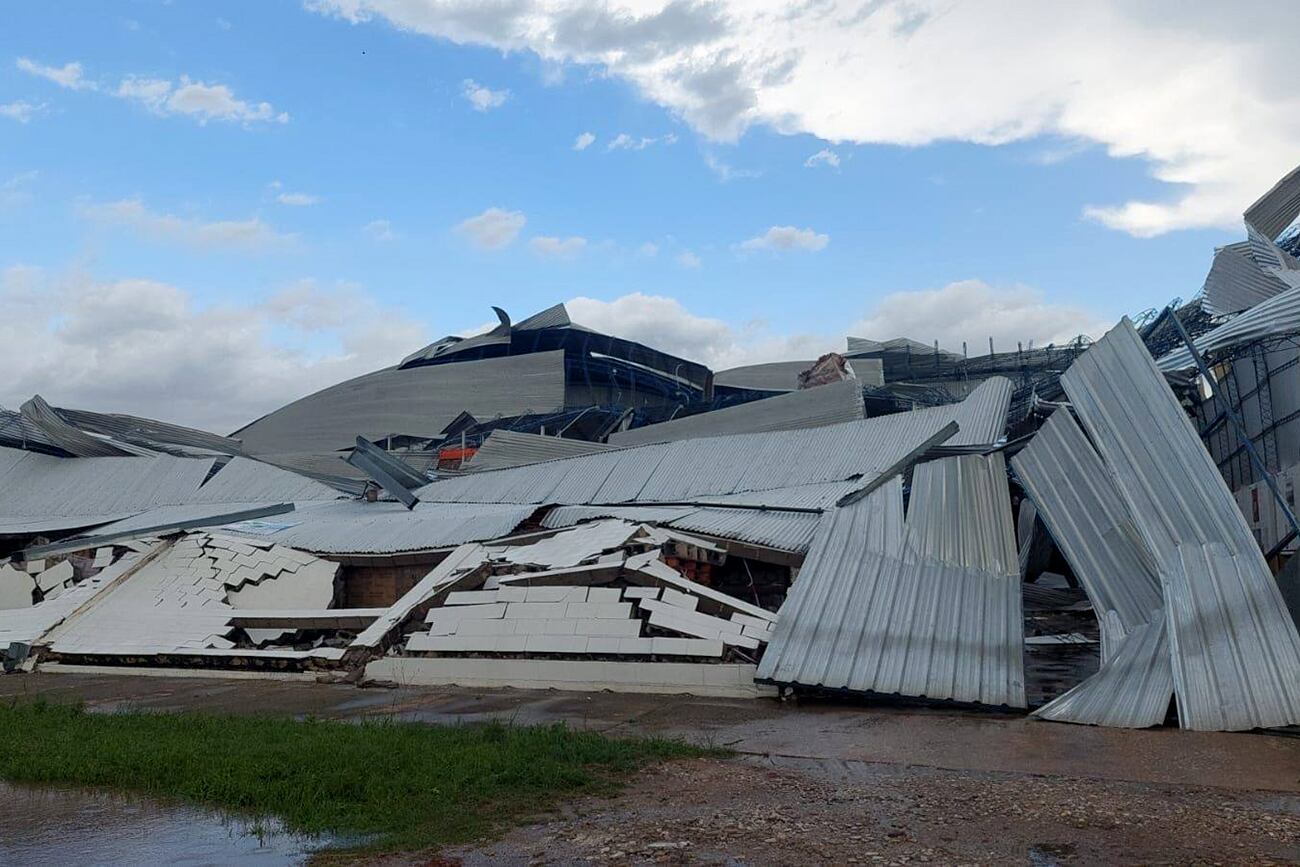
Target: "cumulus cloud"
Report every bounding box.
[607,132,677,151]
[76,198,296,252]
[573,131,596,150]
[530,235,587,258]
[461,79,509,111]
[117,75,289,124]
[703,151,760,182]
[804,148,840,169]
[307,0,1300,236]
[16,58,94,90]
[676,250,701,268]
[848,280,1108,353]
[363,218,396,241]
[456,207,526,249]
[0,266,428,434]
[0,100,44,123]
[739,225,829,252]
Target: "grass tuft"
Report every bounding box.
[0,700,714,854]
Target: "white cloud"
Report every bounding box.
[675,250,701,268]
[703,151,760,182]
[461,79,509,111]
[804,148,840,169]
[637,241,659,257]
[607,132,677,151]
[117,75,289,124]
[456,207,526,249]
[0,100,44,123]
[276,191,321,206]
[1,171,38,208]
[529,235,587,258]
[363,218,396,241]
[739,225,828,252]
[76,198,296,252]
[307,0,1300,237]
[0,266,428,434]
[16,58,94,91]
[848,280,1108,353]
[573,131,596,150]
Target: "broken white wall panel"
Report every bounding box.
[1062,318,1300,730]
[904,453,1019,578]
[1033,617,1174,728]
[500,520,642,569]
[367,657,775,698]
[349,544,491,649]
[0,564,35,610]
[624,552,776,623]
[1011,408,1164,661]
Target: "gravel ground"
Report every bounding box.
[439,754,1300,866]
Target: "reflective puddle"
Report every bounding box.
[0,781,334,865]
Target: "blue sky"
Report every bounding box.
[1,0,1293,430]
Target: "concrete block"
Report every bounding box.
[455,618,518,636]
[426,603,507,623]
[564,601,632,620]
[622,587,660,600]
[730,612,777,629]
[524,635,588,654]
[585,587,622,603]
[660,588,699,611]
[651,637,724,657]
[495,585,528,602]
[585,637,624,654]
[504,602,568,619]
[445,590,500,606]
[573,618,641,637]
[495,635,528,653]
[522,586,587,603]
[615,637,657,655]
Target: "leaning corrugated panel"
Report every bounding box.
[1063,318,1300,730]
[905,453,1018,577]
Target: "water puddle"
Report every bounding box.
[0,780,335,865]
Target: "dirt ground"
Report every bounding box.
[442,755,1300,866]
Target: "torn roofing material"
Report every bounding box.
[190,457,342,504]
[416,378,1009,507]
[20,395,137,458]
[608,378,866,447]
[1158,282,1300,371]
[461,429,614,472]
[713,358,885,393]
[1200,242,1295,317]
[1062,318,1300,730]
[49,404,244,457]
[1011,408,1163,661]
[1244,162,1300,241]
[757,475,1026,708]
[904,454,1019,577]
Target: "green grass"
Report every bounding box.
[0,700,712,855]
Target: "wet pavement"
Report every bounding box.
[0,780,329,865]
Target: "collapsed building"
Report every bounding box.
[3,169,1300,734]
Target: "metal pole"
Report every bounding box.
[1167,309,1300,541]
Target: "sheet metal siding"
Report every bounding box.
[0,446,217,519]
[539,504,821,553]
[1244,163,1300,240]
[20,396,135,457]
[217,500,534,554]
[1011,408,1163,656]
[608,379,865,446]
[190,457,342,503]
[944,376,1013,445]
[1063,319,1300,730]
[1159,283,1300,370]
[1033,617,1174,728]
[906,454,1018,577]
[462,430,613,471]
[1201,243,1291,316]
[415,379,1009,509]
[234,350,568,454]
[714,358,886,392]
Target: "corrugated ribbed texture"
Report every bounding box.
[1034,617,1173,728]
[1244,163,1300,241]
[905,454,1018,577]
[190,457,342,503]
[944,376,1012,445]
[54,406,243,456]
[20,395,136,457]
[218,500,535,554]
[1200,243,1293,316]
[1160,282,1300,370]
[1012,408,1163,660]
[234,350,568,454]
[609,379,865,446]
[463,430,614,471]
[540,505,822,552]
[418,379,1008,506]
[1064,318,1300,730]
[713,358,885,392]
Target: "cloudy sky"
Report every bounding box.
[3,1,1297,432]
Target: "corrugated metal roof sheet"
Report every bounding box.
[713,358,886,392]
[417,379,1008,508]
[233,350,568,454]
[462,430,614,472]
[217,500,535,554]
[1200,242,1293,316]
[905,454,1018,577]
[1063,318,1300,730]
[500,519,642,568]
[1244,162,1300,240]
[190,457,343,503]
[1011,408,1163,661]
[539,503,822,553]
[757,476,1025,707]
[1159,282,1300,371]
[608,379,866,447]
[1033,617,1174,728]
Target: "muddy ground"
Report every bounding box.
[441,755,1300,866]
